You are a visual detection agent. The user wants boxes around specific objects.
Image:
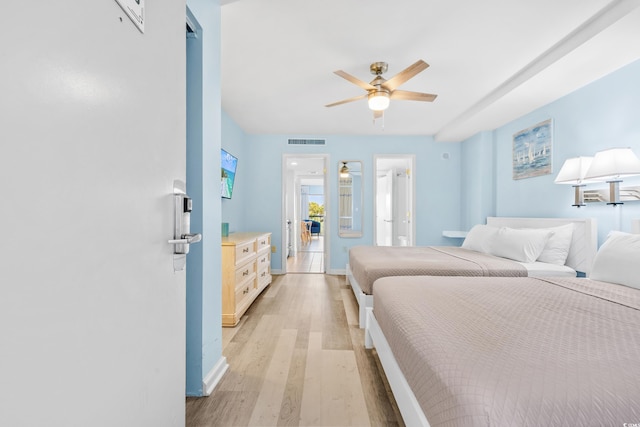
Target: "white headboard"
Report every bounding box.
[486,217,597,275]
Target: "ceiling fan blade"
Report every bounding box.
[381,60,429,92]
[325,93,368,108]
[334,70,376,91]
[390,90,437,102]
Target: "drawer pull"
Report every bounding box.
[261,272,266,277]
[243,270,249,276]
[243,248,249,253]
[243,287,249,294]
[260,240,266,245]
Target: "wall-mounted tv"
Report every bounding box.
[221,148,238,199]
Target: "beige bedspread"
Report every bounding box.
[373,276,640,427]
[349,246,527,295]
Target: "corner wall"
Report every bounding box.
[460,131,496,229]
[185,0,225,397]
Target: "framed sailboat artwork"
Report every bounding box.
[512,118,553,180]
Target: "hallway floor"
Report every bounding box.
[287,236,324,273]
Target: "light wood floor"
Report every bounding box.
[186,274,404,427]
[287,237,324,274]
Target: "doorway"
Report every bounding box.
[374,155,415,246]
[282,154,329,273]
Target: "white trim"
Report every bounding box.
[202,356,229,396]
[271,269,284,275]
[365,308,430,427]
[328,268,345,275]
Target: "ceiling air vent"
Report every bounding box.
[287,138,326,146]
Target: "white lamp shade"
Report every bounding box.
[368,91,390,111]
[584,147,640,181]
[554,156,593,184]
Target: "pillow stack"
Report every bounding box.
[462,223,574,265]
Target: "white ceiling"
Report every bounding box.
[220,0,640,142]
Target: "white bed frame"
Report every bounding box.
[365,307,430,427]
[348,217,597,328]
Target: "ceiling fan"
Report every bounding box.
[325,60,437,119]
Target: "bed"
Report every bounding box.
[365,230,640,427]
[347,217,597,327]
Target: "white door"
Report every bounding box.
[376,170,393,246]
[393,168,411,246]
[2,1,188,424]
[374,155,415,246]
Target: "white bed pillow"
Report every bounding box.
[488,227,553,263]
[590,231,640,289]
[461,224,499,253]
[536,223,574,265]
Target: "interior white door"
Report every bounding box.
[374,155,415,247]
[393,169,410,246]
[376,170,393,246]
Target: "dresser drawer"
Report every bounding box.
[257,252,271,291]
[256,234,270,252]
[235,240,256,265]
[257,268,270,285]
[235,281,253,309]
[256,251,270,271]
[235,260,256,285]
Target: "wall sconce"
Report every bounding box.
[554,156,593,207]
[583,147,640,206]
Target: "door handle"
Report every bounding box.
[168,233,202,245]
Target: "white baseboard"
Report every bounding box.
[202,356,228,396]
[271,269,284,275]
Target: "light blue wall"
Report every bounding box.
[460,131,496,230]
[235,134,461,272]
[185,0,222,397]
[221,110,248,233]
[463,58,640,246]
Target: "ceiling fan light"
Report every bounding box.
[340,163,350,178]
[368,91,390,111]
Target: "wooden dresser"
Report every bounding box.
[221,232,272,327]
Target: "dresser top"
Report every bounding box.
[222,232,271,245]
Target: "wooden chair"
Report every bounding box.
[300,221,311,245]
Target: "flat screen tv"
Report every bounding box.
[221,148,238,199]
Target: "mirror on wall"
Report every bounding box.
[338,161,363,237]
